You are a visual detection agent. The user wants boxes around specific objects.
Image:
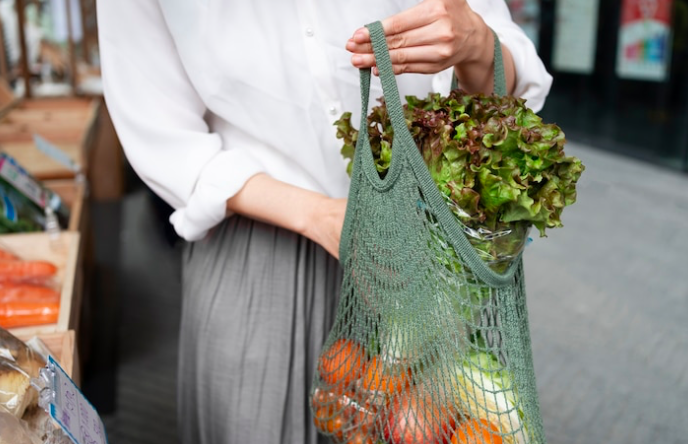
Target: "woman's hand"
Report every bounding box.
[345,0,515,94]
[301,196,347,259]
[226,174,347,259]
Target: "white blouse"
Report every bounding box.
[97,0,552,241]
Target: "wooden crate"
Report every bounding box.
[0,142,82,180]
[44,180,88,338]
[16,330,77,380]
[0,97,98,180]
[1,232,81,336]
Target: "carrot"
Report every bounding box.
[0,313,59,328]
[0,283,60,303]
[0,260,58,281]
[0,300,60,328]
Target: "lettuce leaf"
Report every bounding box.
[336,90,584,238]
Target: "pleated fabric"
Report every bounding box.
[178,216,341,444]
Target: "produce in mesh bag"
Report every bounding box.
[316,96,563,443]
[313,21,578,444]
[335,89,584,271]
[312,326,530,443]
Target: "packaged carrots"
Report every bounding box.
[0,260,58,283]
[0,249,61,327]
[0,283,60,303]
[0,300,60,328]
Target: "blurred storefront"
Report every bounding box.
[506,0,688,172]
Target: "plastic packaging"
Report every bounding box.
[0,153,70,232]
[0,302,60,329]
[44,208,61,243]
[32,356,109,444]
[462,221,531,273]
[0,244,61,329]
[0,185,44,233]
[311,387,379,444]
[0,328,46,417]
[0,410,39,444]
[0,246,59,286]
[441,193,531,273]
[21,406,73,444]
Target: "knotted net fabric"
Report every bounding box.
[310,21,547,444]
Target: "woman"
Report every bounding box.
[96,1,552,442]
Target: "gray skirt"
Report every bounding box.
[178,216,341,444]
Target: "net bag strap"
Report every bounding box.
[341,21,521,287]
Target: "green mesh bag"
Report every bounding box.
[311,22,546,444]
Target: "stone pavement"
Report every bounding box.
[524,142,688,444]
[96,141,688,444]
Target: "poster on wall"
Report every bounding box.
[552,0,601,74]
[504,0,540,49]
[616,0,674,81]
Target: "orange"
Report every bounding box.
[450,419,503,444]
[318,338,367,388]
[360,355,411,395]
[313,406,345,441]
[345,430,376,444]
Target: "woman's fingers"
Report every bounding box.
[351,45,456,73]
[345,0,479,75]
[374,63,450,76]
[350,1,437,46]
[346,21,449,55]
[343,0,507,93]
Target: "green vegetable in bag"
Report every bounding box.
[335,90,584,270]
[314,21,554,444]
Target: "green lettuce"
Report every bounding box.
[335,90,584,242]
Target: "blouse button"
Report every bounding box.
[328,106,337,115]
[305,27,314,37]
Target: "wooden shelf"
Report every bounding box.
[16,330,78,382]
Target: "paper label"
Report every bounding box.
[48,355,109,444]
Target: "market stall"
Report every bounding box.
[0,0,108,388]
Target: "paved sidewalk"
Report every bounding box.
[523,142,688,444]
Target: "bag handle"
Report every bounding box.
[450,28,506,96]
[356,22,508,185]
[351,21,521,285]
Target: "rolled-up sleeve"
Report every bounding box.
[97,0,265,241]
[469,0,553,112]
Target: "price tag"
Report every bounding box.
[47,355,109,444]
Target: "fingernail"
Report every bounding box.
[345,40,355,51]
[372,67,379,76]
[351,55,363,66]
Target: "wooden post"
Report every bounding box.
[65,0,78,94]
[15,0,32,98]
[79,0,91,65]
[0,16,9,80]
